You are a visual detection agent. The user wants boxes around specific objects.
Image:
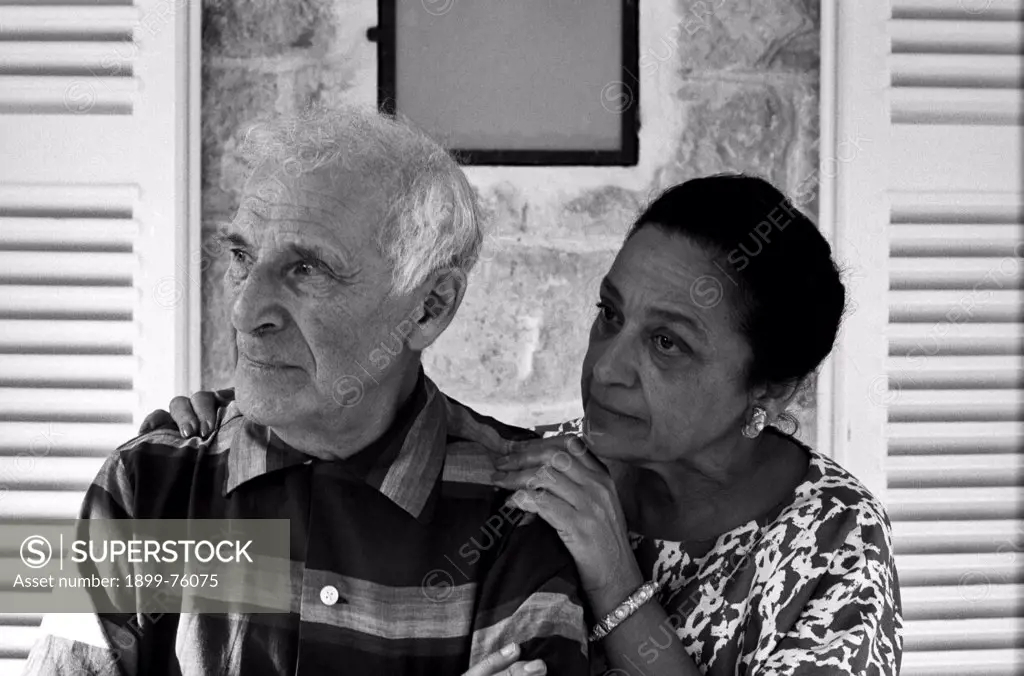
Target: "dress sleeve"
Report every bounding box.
[532,418,585,438]
[758,507,903,676]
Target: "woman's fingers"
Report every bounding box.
[507,488,575,535]
[502,661,546,676]
[498,435,604,480]
[141,389,234,437]
[492,465,585,509]
[461,643,546,676]
[191,391,221,437]
[138,409,175,434]
[168,395,201,437]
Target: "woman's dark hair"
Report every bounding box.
[628,174,846,389]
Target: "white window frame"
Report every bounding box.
[133,0,203,417]
[816,0,892,499]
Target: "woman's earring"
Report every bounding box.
[742,406,768,439]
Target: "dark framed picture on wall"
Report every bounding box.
[374,0,639,166]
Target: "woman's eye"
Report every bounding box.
[653,334,683,354]
[595,302,615,322]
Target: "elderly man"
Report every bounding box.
[23,108,589,676]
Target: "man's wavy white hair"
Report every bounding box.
[238,105,482,296]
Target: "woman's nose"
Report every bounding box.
[592,334,638,388]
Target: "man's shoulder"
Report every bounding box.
[114,403,242,459]
[92,408,243,511]
[438,394,536,484]
[442,394,539,445]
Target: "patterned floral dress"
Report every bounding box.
[538,419,903,676]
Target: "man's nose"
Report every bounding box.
[230,266,287,336]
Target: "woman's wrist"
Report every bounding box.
[588,567,646,619]
[589,578,662,643]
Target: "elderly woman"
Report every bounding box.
[144,175,902,675]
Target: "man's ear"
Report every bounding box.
[407,268,467,352]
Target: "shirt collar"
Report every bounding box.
[224,370,448,521]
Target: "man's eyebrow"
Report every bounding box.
[288,242,329,262]
[287,241,355,272]
[215,229,249,249]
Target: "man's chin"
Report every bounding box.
[235,378,306,426]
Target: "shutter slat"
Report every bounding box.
[0,490,93,519]
[902,649,1024,676]
[0,42,134,74]
[890,191,1024,223]
[0,320,135,351]
[0,389,135,418]
[904,618,1024,651]
[0,252,135,284]
[893,519,1024,552]
[0,626,38,657]
[889,323,1023,355]
[0,77,137,114]
[887,390,1024,419]
[891,54,1024,87]
[890,257,1023,288]
[0,286,134,317]
[890,224,1024,256]
[888,355,1023,389]
[889,290,1022,322]
[888,486,1022,519]
[888,421,1023,453]
[892,0,1024,20]
[0,422,135,455]
[898,553,1024,585]
[0,185,137,214]
[0,456,105,491]
[0,355,134,385]
[889,455,1024,487]
[891,87,1024,124]
[0,218,138,249]
[0,6,138,38]
[901,584,1024,619]
[890,19,1024,53]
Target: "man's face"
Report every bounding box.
[222,163,419,431]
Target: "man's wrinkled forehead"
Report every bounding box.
[241,160,388,227]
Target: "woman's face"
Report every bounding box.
[580,226,755,464]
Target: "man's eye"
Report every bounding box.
[229,249,251,265]
[595,302,615,322]
[293,259,332,279]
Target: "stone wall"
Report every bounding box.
[200,0,822,443]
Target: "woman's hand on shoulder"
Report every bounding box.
[462,643,545,676]
[138,389,235,437]
[490,434,644,608]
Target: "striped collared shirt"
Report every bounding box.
[24,373,589,676]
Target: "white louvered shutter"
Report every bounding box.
[0,2,199,672]
[828,1,1023,674]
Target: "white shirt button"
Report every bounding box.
[319,585,339,606]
